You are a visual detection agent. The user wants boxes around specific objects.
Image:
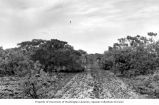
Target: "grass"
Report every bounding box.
[0,72,76,99]
[119,71,159,99]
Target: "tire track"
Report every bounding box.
[91,69,139,99]
[54,67,139,99]
[54,72,95,99]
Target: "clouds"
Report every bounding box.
[0,0,159,53]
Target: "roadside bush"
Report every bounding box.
[0,48,35,76]
[153,74,159,81]
[30,39,85,73]
[101,59,113,70]
[0,39,86,77]
[101,34,159,77]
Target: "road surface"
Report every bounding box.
[54,63,141,99]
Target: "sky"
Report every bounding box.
[0,0,159,53]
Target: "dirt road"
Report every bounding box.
[54,64,140,99]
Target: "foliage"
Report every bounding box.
[101,33,159,77]
[0,47,34,76]
[77,49,87,55]
[0,38,86,76]
[24,39,85,72]
[121,71,159,98]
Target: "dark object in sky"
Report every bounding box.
[70,20,72,24]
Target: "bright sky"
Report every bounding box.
[0,0,159,53]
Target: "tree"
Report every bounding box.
[30,39,84,72]
[101,33,159,77]
[77,49,87,55]
[148,32,157,37]
[0,47,34,76]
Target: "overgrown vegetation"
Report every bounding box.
[0,39,85,76]
[98,32,159,98]
[0,39,86,98]
[1,32,159,99]
[101,32,159,77]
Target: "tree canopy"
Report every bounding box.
[101,33,159,77]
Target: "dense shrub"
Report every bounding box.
[0,48,34,76]
[0,39,86,76]
[18,39,85,73]
[101,59,113,70]
[101,33,159,77]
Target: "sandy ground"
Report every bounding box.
[54,67,141,99]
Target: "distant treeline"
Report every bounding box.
[1,32,159,77]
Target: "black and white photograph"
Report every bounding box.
[0,0,159,104]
